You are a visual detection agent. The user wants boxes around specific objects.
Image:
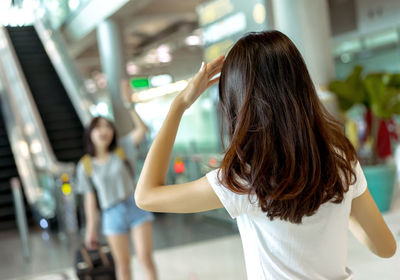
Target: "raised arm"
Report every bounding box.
[121,79,149,146]
[349,189,397,258]
[129,105,148,146]
[135,56,225,213]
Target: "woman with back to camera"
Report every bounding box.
[76,82,157,280]
[134,31,396,279]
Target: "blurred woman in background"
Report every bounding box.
[77,81,157,280]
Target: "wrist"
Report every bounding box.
[173,94,189,112]
[87,223,96,232]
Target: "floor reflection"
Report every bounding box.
[2,203,399,280]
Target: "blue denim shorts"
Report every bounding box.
[102,194,154,235]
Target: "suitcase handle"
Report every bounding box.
[80,248,93,269]
[80,246,111,268]
[99,247,111,267]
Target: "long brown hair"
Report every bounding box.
[218,31,357,223]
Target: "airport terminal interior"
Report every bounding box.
[0,0,399,279]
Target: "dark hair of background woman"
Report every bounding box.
[218,30,357,224]
[84,117,117,157]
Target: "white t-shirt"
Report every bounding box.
[206,161,367,280]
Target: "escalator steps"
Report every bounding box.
[7,26,85,162]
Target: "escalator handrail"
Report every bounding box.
[0,89,43,206]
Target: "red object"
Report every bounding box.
[387,119,398,141]
[377,120,391,159]
[174,161,185,174]
[364,110,397,159]
[208,157,218,167]
[363,109,372,143]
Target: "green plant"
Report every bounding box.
[329,66,400,165]
[364,73,400,119]
[329,66,367,111]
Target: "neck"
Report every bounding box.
[94,147,109,158]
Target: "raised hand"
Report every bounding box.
[85,228,98,250]
[178,55,224,109]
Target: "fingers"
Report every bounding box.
[208,77,220,87]
[206,56,224,79]
[208,64,223,79]
[207,55,224,72]
[195,55,224,87]
[198,61,205,72]
[198,55,224,74]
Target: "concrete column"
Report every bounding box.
[271,0,334,87]
[11,178,30,261]
[97,19,133,137]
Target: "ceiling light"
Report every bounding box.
[68,0,80,11]
[96,102,109,116]
[144,53,158,64]
[0,0,11,10]
[18,140,30,158]
[185,35,203,46]
[30,139,42,154]
[126,62,139,75]
[84,79,97,93]
[157,44,170,54]
[158,53,171,63]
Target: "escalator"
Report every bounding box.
[0,101,30,230]
[6,26,84,162]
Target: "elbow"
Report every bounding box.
[134,191,146,210]
[377,239,397,258]
[376,236,397,259]
[135,196,149,211]
[134,188,152,211]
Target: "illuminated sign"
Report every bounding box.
[197,0,234,26]
[202,12,247,45]
[204,39,234,62]
[198,0,269,61]
[130,77,150,89]
[130,74,174,91]
[150,74,173,87]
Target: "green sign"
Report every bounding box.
[130,77,149,89]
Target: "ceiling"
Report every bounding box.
[64,0,208,78]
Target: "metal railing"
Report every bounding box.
[0,26,75,223]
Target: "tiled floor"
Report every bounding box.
[0,212,238,280]
[2,199,400,280]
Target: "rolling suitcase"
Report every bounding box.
[75,245,116,280]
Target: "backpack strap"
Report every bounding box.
[114,147,127,161]
[81,154,93,177]
[79,154,100,208]
[113,147,134,178]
